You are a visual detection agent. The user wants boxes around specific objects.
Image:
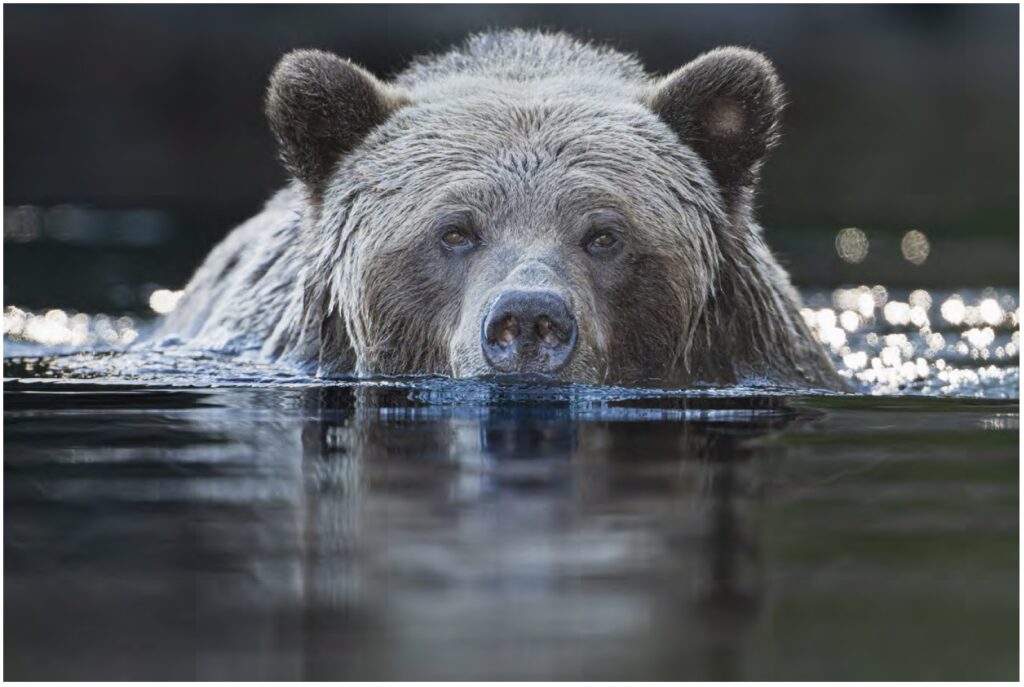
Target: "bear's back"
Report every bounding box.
[395,30,647,99]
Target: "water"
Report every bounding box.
[4,286,1019,680]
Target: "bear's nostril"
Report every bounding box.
[536,316,559,346]
[497,315,519,347]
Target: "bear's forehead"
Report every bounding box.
[361,97,701,189]
[386,97,665,146]
[338,96,723,247]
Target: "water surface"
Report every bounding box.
[4,285,1019,680]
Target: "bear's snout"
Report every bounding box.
[481,290,578,375]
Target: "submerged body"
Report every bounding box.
[157,31,842,389]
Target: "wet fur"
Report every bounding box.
[157,30,842,390]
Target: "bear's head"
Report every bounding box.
[265,40,785,385]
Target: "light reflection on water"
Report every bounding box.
[4,285,1019,399]
[800,285,1018,397]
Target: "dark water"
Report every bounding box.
[4,367,1018,680]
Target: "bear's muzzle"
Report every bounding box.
[481,290,578,375]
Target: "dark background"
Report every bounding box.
[3,4,1019,311]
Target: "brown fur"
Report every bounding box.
[157,31,843,390]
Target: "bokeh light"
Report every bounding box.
[979,298,1004,326]
[148,289,184,315]
[909,289,932,310]
[940,295,966,325]
[835,227,869,263]
[4,305,138,348]
[900,229,930,265]
[803,286,1018,396]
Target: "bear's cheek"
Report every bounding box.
[600,252,692,383]
[357,245,468,374]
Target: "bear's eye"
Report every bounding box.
[433,211,479,252]
[585,230,622,255]
[583,210,628,256]
[441,229,473,250]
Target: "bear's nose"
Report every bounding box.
[481,290,578,374]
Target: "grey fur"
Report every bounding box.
[156,30,843,390]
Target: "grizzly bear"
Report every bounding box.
[156,30,842,389]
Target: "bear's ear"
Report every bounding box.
[646,47,784,208]
[266,49,406,194]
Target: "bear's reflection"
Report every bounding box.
[293,385,803,680]
[5,382,811,680]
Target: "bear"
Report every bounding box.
[155,30,843,390]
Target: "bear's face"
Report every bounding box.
[266,45,783,384]
[336,100,721,384]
